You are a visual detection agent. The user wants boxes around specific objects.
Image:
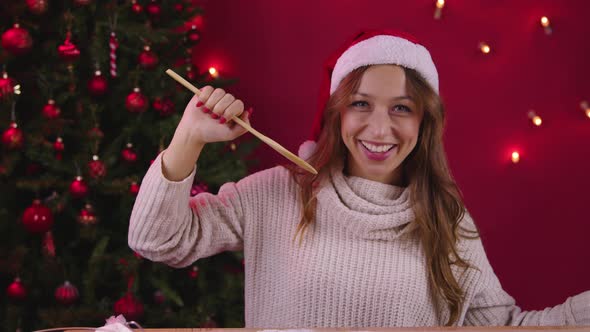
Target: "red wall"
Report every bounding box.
[192,0,590,312]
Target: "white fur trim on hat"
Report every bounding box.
[330,35,439,94]
[298,140,317,161]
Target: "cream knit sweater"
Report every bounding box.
[128,151,590,327]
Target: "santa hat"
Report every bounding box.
[309,29,439,142]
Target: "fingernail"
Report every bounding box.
[196,101,204,107]
[210,113,219,119]
[219,117,227,124]
[202,107,210,113]
[246,107,254,115]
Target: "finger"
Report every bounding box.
[220,99,244,124]
[196,86,214,112]
[204,88,225,117]
[229,107,251,136]
[213,94,236,123]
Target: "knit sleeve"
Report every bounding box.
[459,215,590,326]
[127,150,246,268]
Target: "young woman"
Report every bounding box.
[128,30,589,327]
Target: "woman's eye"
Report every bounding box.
[392,105,412,113]
[350,101,368,107]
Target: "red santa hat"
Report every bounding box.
[309,29,439,141]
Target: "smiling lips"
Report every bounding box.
[358,140,397,161]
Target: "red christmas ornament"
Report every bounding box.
[54,137,65,160]
[26,0,49,15]
[186,65,197,81]
[57,31,80,63]
[70,176,89,199]
[2,122,24,150]
[43,231,56,257]
[125,87,148,113]
[55,281,79,305]
[121,143,138,163]
[88,71,108,97]
[42,99,61,119]
[173,2,184,12]
[1,23,33,56]
[145,0,161,19]
[22,199,54,233]
[77,203,98,226]
[138,46,159,70]
[152,97,175,116]
[88,155,106,179]
[153,290,165,304]
[6,278,27,301]
[186,25,200,45]
[130,182,140,195]
[0,71,17,101]
[190,182,208,197]
[114,293,144,321]
[87,126,104,140]
[188,265,199,279]
[131,0,143,14]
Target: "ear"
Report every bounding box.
[297,140,318,161]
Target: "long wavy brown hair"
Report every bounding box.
[285,65,480,326]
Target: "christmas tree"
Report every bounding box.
[0,1,257,330]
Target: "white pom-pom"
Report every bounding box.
[298,140,317,161]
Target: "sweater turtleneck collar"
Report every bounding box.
[316,166,416,240]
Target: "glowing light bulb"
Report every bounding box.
[527,110,542,126]
[580,101,590,119]
[208,67,219,78]
[540,16,552,35]
[511,151,520,164]
[434,0,445,20]
[479,42,491,54]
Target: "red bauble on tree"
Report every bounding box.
[186,65,198,81]
[125,87,148,113]
[121,143,138,163]
[114,293,144,321]
[2,122,24,150]
[188,265,199,279]
[70,176,89,199]
[0,71,17,101]
[145,0,161,19]
[153,290,165,304]
[1,23,33,56]
[185,25,200,45]
[88,155,107,179]
[54,137,65,160]
[152,97,175,116]
[21,199,54,233]
[88,71,108,97]
[138,46,158,70]
[77,203,98,226]
[57,31,80,63]
[173,2,184,12]
[130,182,140,195]
[6,278,27,301]
[87,126,104,140]
[131,0,143,14]
[26,0,49,15]
[42,99,61,119]
[55,281,79,305]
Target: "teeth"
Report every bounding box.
[360,141,394,153]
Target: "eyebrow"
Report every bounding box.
[353,92,414,102]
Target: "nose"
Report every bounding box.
[367,108,394,138]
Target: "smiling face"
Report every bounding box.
[340,65,424,185]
